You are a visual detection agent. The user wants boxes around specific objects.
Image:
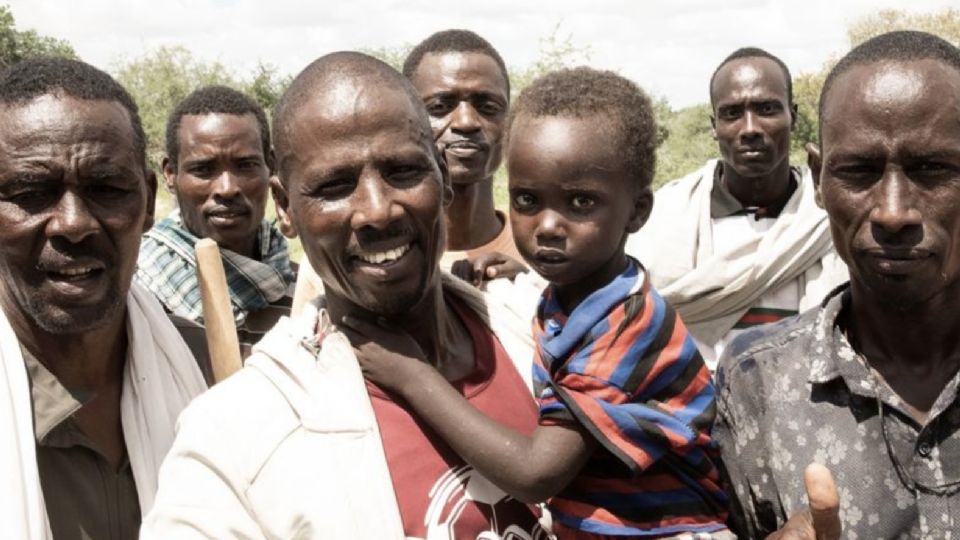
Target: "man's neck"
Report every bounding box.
[721,160,793,209]
[846,283,960,414]
[445,178,503,252]
[15,313,129,393]
[326,279,475,381]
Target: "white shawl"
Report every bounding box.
[0,282,208,539]
[625,160,848,345]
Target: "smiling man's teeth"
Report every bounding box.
[56,267,96,276]
[357,244,411,265]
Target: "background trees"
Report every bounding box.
[0,4,957,254]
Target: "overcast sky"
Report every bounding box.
[7,0,955,108]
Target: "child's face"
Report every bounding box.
[507,115,651,304]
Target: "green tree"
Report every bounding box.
[653,103,714,188]
[244,62,291,113]
[791,7,960,151]
[0,5,75,67]
[361,44,413,72]
[510,23,592,98]
[113,46,239,170]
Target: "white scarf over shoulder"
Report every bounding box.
[626,160,848,345]
[0,282,207,539]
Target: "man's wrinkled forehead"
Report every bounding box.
[298,76,432,145]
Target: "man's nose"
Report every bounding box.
[351,173,403,230]
[46,190,99,243]
[740,110,762,139]
[450,101,481,133]
[870,167,922,235]
[212,170,241,198]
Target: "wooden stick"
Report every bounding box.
[195,238,242,383]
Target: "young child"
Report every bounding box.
[342,67,730,539]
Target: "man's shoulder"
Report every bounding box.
[655,160,717,195]
[174,362,300,466]
[716,306,821,388]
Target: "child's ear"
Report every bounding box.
[627,187,653,234]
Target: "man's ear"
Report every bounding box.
[790,103,799,130]
[144,168,158,232]
[161,156,177,193]
[627,186,654,234]
[709,114,718,141]
[436,149,454,208]
[806,142,824,209]
[270,176,297,239]
[266,148,277,176]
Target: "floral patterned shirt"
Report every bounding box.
[715,285,960,539]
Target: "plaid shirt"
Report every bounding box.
[135,210,295,325]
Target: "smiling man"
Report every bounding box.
[136,86,296,352]
[626,47,847,368]
[143,52,546,539]
[0,57,206,540]
[715,30,960,538]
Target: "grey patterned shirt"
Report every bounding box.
[715,285,960,539]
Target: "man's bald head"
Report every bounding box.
[272,52,433,181]
[818,30,960,132]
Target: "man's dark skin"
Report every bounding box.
[273,57,477,382]
[409,51,509,252]
[810,58,960,420]
[0,94,156,468]
[711,56,798,209]
[765,55,960,540]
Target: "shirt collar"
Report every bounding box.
[710,162,800,219]
[805,286,925,414]
[22,346,90,443]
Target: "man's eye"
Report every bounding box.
[388,166,425,184]
[426,101,453,117]
[305,178,355,200]
[718,108,741,121]
[758,102,781,115]
[5,188,56,207]
[187,165,214,178]
[477,101,503,116]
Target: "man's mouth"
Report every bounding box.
[445,140,487,158]
[42,261,106,282]
[354,243,412,266]
[737,147,768,158]
[206,207,250,225]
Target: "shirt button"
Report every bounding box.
[918,441,933,457]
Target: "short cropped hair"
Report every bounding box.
[709,47,793,107]
[166,85,271,170]
[819,30,960,125]
[0,57,147,164]
[508,67,657,190]
[272,51,433,183]
[402,29,510,95]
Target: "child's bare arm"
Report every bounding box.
[339,316,597,504]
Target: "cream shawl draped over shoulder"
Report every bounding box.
[625,160,848,346]
[0,282,207,539]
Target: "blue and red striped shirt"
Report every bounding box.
[533,258,729,537]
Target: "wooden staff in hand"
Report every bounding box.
[195,238,242,383]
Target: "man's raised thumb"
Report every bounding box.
[803,463,841,540]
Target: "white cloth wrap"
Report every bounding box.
[626,160,848,345]
[0,282,207,539]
